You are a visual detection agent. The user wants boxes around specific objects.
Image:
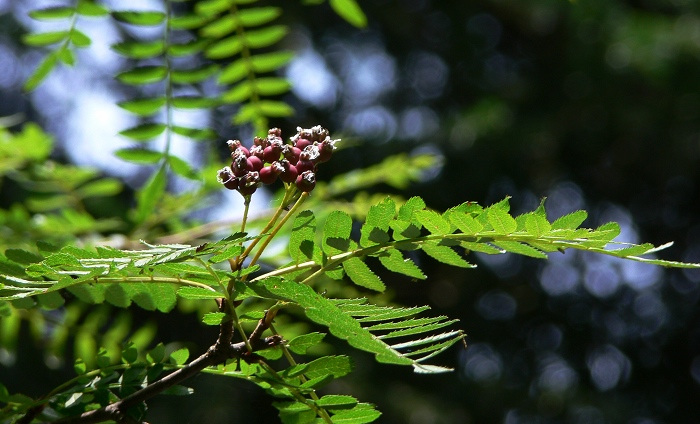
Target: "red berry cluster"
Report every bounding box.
[217,125,337,196]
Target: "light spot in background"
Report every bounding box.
[461,343,503,382]
[633,290,667,335]
[0,45,21,88]
[567,406,605,424]
[466,13,502,50]
[476,251,523,279]
[398,106,440,140]
[690,355,700,385]
[583,262,620,298]
[620,260,662,291]
[343,105,397,142]
[476,289,517,321]
[540,260,580,295]
[586,345,631,391]
[527,323,563,351]
[537,354,578,392]
[545,181,586,221]
[405,51,448,100]
[287,48,340,108]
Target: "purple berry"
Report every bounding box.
[232,155,249,177]
[295,138,312,150]
[247,156,263,172]
[238,171,260,195]
[263,145,281,163]
[295,170,316,192]
[217,167,239,190]
[259,165,278,185]
[279,160,298,183]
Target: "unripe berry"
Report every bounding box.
[216,167,239,190]
[227,140,249,157]
[278,159,298,183]
[238,171,260,195]
[282,145,301,163]
[268,127,282,137]
[318,138,336,163]
[295,138,312,150]
[263,145,282,163]
[295,158,315,174]
[295,170,316,192]
[247,156,263,172]
[232,154,249,177]
[249,144,264,159]
[259,162,283,185]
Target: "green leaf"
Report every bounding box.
[202,312,230,325]
[23,31,69,46]
[117,97,166,116]
[323,211,353,256]
[170,14,210,30]
[112,10,166,26]
[24,53,58,91]
[115,148,163,164]
[70,29,91,47]
[239,7,282,27]
[551,210,587,230]
[176,286,222,300]
[250,50,295,72]
[147,343,165,363]
[329,0,368,28]
[449,212,483,235]
[134,165,167,224]
[168,155,201,180]
[254,77,291,95]
[119,123,166,141]
[111,40,165,58]
[421,243,475,268]
[76,0,108,17]
[169,347,189,365]
[168,39,210,57]
[218,59,249,84]
[171,126,217,141]
[222,81,253,103]
[195,0,232,16]
[290,210,323,264]
[287,332,325,354]
[205,35,243,59]
[524,213,551,237]
[343,257,385,292]
[492,241,547,259]
[487,207,517,234]
[377,249,425,279]
[171,64,219,84]
[315,395,357,409]
[234,101,294,123]
[116,66,168,85]
[77,179,123,198]
[57,48,76,65]
[201,15,238,38]
[415,210,450,235]
[29,7,75,20]
[243,25,288,48]
[5,249,43,265]
[328,406,381,424]
[302,355,354,379]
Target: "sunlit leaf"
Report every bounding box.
[117,97,166,116]
[329,0,368,28]
[76,179,123,198]
[112,10,166,26]
[29,7,75,20]
[134,165,167,224]
[119,123,166,141]
[170,13,210,30]
[168,39,210,57]
[171,64,219,84]
[76,0,109,17]
[112,40,165,58]
[171,126,217,141]
[24,52,58,91]
[249,50,295,72]
[116,66,168,85]
[69,29,91,47]
[23,31,69,47]
[168,155,201,180]
[238,7,282,27]
[205,35,242,59]
[243,25,288,48]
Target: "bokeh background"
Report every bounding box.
[3,0,700,423]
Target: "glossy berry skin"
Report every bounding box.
[232,155,249,177]
[279,160,298,183]
[259,166,278,185]
[238,172,260,195]
[295,159,315,174]
[295,138,312,150]
[295,170,316,192]
[247,156,263,172]
[283,145,301,164]
[318,140,334,163]
[263,145,281,163]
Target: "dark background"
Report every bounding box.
[3,0,700,423]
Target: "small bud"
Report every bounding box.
[295,170,316,192]
[279,159,298,183]
[249,144,264,159]
[232,154,249,177]
[217,167,239,190]
[282,145,301,163]
[318,138,337,163]
[268,127,282,138]
[239,171,261,195]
